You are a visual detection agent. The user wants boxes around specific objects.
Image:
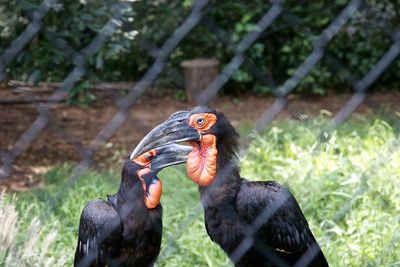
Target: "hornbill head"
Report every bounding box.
[130,106,239,187]
[130,143,192,209]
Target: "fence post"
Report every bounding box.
[180,58,219,102]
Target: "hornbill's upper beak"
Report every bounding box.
[130,110,200,161]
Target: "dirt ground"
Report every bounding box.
[0,88,399,191]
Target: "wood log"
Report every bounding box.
[8,81,135,92]
[180,58,219,102]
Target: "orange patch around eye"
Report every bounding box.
[133,149,157,166]
[187,134,217,186]
[188,113,217,132]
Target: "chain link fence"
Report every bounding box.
[1,0,399,266]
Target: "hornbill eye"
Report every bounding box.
[144,152,153,161]
[196,117,205,126]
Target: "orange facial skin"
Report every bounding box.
[133,150,163,209]
[133,150,157,167]
[187,113,218,186]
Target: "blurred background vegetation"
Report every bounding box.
[1,0,400,96]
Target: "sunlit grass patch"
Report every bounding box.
[242,117,400,266]
[4,115,399,266]
[0,193,67,267]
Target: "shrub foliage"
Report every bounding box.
[1,1,399,94]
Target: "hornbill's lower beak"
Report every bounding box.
[130,110,200,160]
[150,144,193,173]
[133,143,193,209]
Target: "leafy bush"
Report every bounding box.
[1,1,399,95]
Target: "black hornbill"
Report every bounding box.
[130,106,329,267]
[74,144,191,267]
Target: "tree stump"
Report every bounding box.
[180,58,219,102]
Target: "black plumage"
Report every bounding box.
[131,106,329,267]
[74,160,162,267]
[196,107,329,267]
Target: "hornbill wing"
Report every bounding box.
[237,181,328,266]
[74,199,122,267]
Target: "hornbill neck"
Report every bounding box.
[114,161,158,242]
[199,128,242,206]
[115,161,147,212]
[199,161,241,206]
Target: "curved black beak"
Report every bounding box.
[150,144,193,173]
[130,110,200,160]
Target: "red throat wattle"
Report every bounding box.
[133,151,163,209]
[136,168,163,209]
[187,134,217,186]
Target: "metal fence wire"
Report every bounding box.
[1,0,399,266]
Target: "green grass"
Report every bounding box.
[2,115,400,266]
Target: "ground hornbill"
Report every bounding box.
[130,106,329,267]
[74,144,191,267]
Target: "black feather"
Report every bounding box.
[74,160,162,267]
[190,107,329,267]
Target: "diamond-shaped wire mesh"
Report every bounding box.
[0,0,399,266]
